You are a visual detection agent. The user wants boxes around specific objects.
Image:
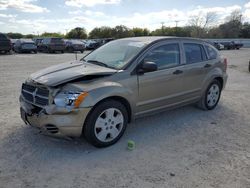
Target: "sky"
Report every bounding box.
[0,0,250,34]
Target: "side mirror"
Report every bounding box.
[138,61,157,74]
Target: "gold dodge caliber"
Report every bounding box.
[20,37,228,147]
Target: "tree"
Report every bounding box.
[188,12,217,38]
[40,32,64,38]
[240,23,250,38]
[111,25,134,38]
[132,27,150,37]
[218,10,242,38]
[6,32,23,39]
[89,26,113,39]
[25,34,36,38]
[206,27,223,38]
[66,27,87,39]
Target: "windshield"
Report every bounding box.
[82,39,147,69]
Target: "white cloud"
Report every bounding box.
[68,10,83,15]
[0,13,16,18]
[113,9,186,29]
[0,0,49,13]
[243,9,250,21]
[245,2,250,8]
[68,10,105,17]
[188,5,241,16]
[65,0,121,7]
[2,3,250,34]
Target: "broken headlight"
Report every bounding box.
[54,91,88,108]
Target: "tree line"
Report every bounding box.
[6,10,250,39]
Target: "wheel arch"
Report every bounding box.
[87,96,132,123]
[214,77,223,88]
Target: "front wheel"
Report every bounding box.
[83,100,128,147]
[197,80,222,110]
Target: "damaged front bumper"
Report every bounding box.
[20,96,91,138]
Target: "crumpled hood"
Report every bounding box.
[29,61,117,87]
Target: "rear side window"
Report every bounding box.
[184,43,206,64]
[144,43,180,70]
[205,45,218,60]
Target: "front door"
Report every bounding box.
[136,42,186,116]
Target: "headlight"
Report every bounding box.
[54,91,88,108]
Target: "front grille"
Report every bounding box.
[22,83,49,106]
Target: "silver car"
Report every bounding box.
[20,37,228,147]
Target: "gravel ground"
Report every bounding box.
[0,50,250,188]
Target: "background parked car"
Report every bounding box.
[14,39,37,53]
[213,42,224,50]
[85,40,100,50]
[233,41,244,49]
[0,33,11,54]
[10,39,18,51]
[65,40,85,53]
[221,41,243,50]
[33,38,43,47]
[38,37,65,53]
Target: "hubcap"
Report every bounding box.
[94,108,124,142]
[207,84,220,107]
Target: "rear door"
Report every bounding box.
[136,41,186,115]
[180,42,212,100]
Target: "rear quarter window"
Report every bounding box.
[205,45,218,60]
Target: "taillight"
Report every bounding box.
[223,58,227,71]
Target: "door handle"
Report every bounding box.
[173,70,183,75]
[204,64,212,68]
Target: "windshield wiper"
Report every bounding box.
[85,59,116,69]
[86,60,108,67]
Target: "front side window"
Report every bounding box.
[205,45,218,60]
[144,43,180,70]
[184,43,206,64]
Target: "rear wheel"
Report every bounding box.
[84,100,128,147]
[197,80,222,110]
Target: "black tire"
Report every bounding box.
[80,50,83,53]
[83,99,128,147]
[197,80,222,110]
